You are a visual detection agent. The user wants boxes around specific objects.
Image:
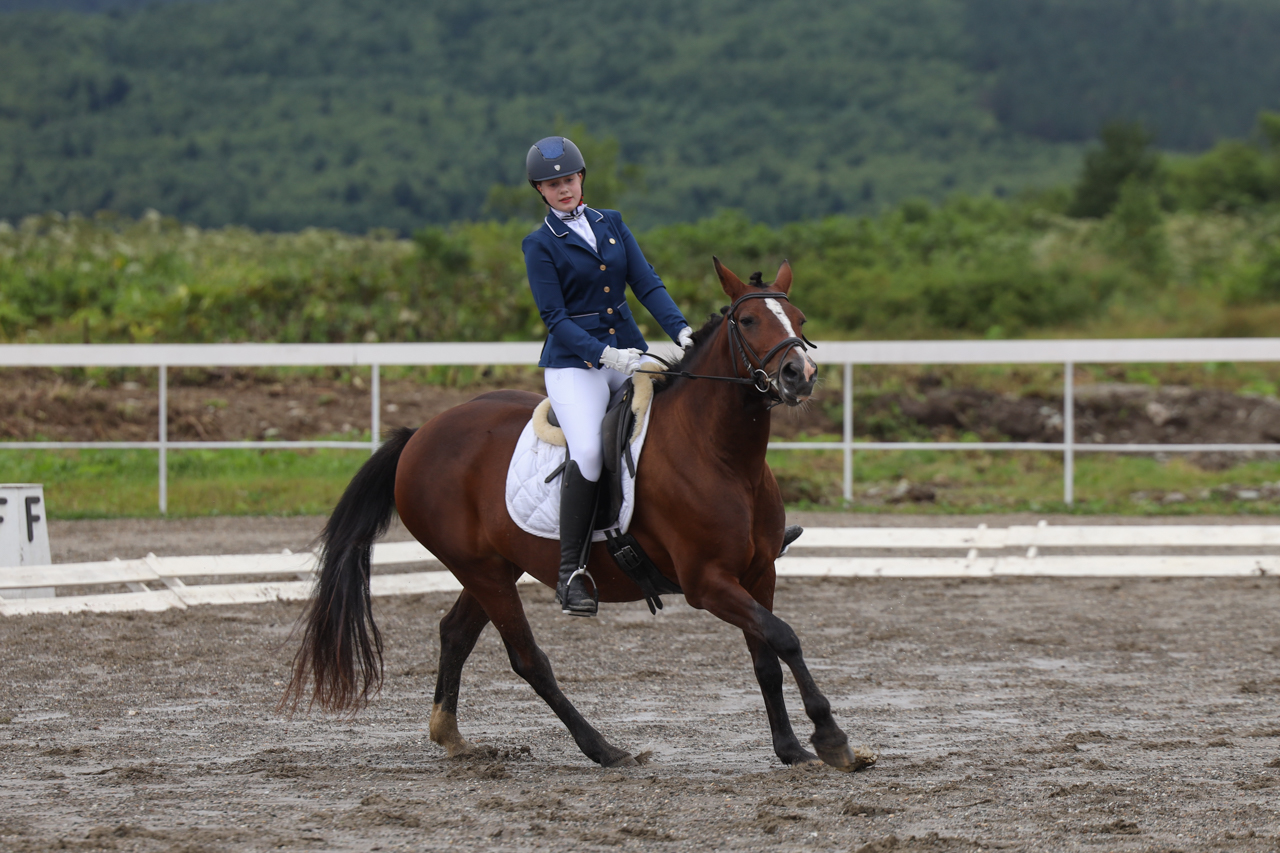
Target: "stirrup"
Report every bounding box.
[557,566,599,617]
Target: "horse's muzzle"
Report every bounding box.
[777,352,817,406]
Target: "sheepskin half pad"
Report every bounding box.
[505,365,662,541]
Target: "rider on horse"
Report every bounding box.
[522,136,694,617]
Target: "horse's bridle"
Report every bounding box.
[637,290,816,406]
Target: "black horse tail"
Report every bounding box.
[283,427,416,715]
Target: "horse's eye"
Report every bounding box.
[740,316,755,326]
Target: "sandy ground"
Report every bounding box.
[3,515,1280,851]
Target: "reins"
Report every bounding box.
[635,290,815,405]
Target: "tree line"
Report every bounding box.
[2,0,1278,233]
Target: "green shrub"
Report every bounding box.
[6,186,1280,348]
[1225,233,1280,305]
[1105,179,1170,277]
[1166,112,1280,212]
[1068,121,1161,219]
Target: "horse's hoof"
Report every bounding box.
[444,740,481,759]
[429,705,480,758]
[816,742,877,772]
[603,752,639,768]
[779,748,821,766]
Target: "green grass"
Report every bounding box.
[1,443,371,518]
[768,442,1280,515]
[9,434,1280,518]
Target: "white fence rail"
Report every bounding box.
[4,338,1280,511]
[776,522,1280,579]
[4,523,1278,616]
[0,538,478,616]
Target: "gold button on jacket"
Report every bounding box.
[599,264,606,271]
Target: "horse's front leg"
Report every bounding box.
[692,574,874,772]
[743,633,821,766]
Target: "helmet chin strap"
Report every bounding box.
[534,171,586,210]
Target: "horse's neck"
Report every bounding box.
[656,330,773,468]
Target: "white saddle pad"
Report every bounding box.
[505,376,658,542]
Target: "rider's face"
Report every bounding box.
[535,172,583,213]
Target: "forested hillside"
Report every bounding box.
[967,0,1280,149]
[1,0,1279,232]
[0,0,188,9]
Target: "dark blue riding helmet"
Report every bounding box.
[526,136,587,187]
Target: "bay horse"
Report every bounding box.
[285,258,873,772]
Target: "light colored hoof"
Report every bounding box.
[429,704,478,758]
[818,743,877,773]
[443,738,481,759]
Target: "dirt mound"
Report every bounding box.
[860,382,1280,464]
[0,368,524,443]
[6,371,1280,470]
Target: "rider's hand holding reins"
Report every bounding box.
[678,326,694,350]
[600,346,645,375]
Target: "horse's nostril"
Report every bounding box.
[781,360,811,387]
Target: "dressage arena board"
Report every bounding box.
[5,523,1280,615]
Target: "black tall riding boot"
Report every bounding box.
[556,460,600,617]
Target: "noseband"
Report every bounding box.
[638,290,816,407]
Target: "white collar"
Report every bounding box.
[554,204,587,221]
[543,206,604,237]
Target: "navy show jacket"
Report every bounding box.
[523,207,688,369]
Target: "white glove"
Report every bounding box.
[600,346,644,375]
[677,326,695,350]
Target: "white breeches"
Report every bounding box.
[545,360,654,482]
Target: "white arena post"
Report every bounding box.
[0,484,54,598]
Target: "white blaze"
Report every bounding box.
[764,297,816,381]
[764,298,796,337]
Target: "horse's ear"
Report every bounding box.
[713,256,747,300]
[773,260,792,295]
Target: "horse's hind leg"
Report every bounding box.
[429,590,490,757]
[477,580,637,768]
[743,634,821,766]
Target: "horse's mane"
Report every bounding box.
[655,268,783,391]
[652,271,777,393]
[651,309,726,394]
